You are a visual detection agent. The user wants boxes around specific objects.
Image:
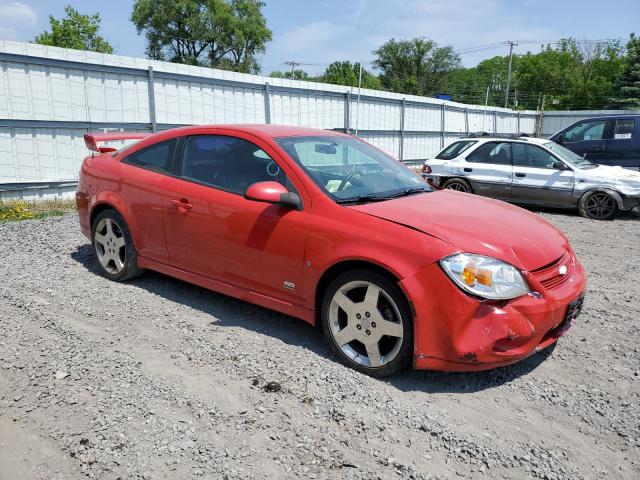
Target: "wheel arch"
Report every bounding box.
[314,259,407,326]
[89,196,141,252]
[90,202,120,228]
[579,187,624,210]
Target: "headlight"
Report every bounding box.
[440,253,529,300]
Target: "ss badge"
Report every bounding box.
[283,280,296,290]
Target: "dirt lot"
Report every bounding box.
[1,211,638,480]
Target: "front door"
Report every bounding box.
[511,143,574,207]
[560,118,611,163]
[161,133,310,304]
[461,141,513,201]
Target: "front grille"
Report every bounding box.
[531,251,575,290]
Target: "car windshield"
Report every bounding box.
[275,135,430,203]
[544,141,598,169]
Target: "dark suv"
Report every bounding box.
[550,115,640,170]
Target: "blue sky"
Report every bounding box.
[1,0,639,74]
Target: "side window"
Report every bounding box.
[124,139,177,172]
[564,120,606,142]
[466,142,511,165]
[613,119,635,139]
[436,141,477,160]
[180,135,291,194]
[513,144,557,169]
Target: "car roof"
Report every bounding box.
[568,114,640,122]
[167,124,344,139]
[457,136,550,145]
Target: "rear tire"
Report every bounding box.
[578,191,619,220]
[91,209,143,281]
[321,270,413,377]
[442,178,472,193]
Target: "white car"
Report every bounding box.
[422,134,640,220]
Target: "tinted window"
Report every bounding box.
[436,141,477,160]
[466,142,511,165]
[513,143,558,169]
[180,135,290,194]
[564,120,606,142]
[124,139,177,172]
[613,119,635,139]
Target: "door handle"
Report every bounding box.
[463,167,473,172]
[171,198,193,210]
[515,172,526,178]
[593,145,606,151]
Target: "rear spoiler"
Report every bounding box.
[84,132,151,153]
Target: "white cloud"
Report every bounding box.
[0,1,37,40]
[264,0,556,72]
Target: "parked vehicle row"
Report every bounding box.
[77,125,585,376]
[422,134,640,220]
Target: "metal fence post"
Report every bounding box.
[344,92,351,133]
[399,98,406,161]
[464,107,469,134]
[516,111,521,134]
[493,110,498,134]
[264,82,271,124]
[440,103,446,148]
[147,66,157,132]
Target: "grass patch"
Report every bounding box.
[0,199,76,223]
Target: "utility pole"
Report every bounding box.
[504,41,517,108]
[284,61,300,79]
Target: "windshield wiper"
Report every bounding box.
[336,194,391,204]
[336,187,428,204]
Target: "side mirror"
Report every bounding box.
[244,181,302,210]
[556,134,564,144]
[552,160,568,170]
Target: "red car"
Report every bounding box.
[77,125,586,376]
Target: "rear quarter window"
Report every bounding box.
[436,141,477,160]
[123,139,177,173]
[613,119,635,139]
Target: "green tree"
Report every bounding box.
[439,38,627,110]
[615,33,640,108]
[321,61,381,90]
[373,38,460,96]
[34,5,113,53]
[269,70,310,80]
[131,0,271,73]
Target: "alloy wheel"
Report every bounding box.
[328,281,404,368]
[585,192,616,219]
[446,182,468,192]
[94,218,126,274]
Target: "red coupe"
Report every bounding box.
[77,125,586,376]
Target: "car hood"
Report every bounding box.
[349,190,568,272]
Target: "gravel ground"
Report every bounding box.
[0,211,638,480]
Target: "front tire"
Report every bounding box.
[91,209,143,281]
[321,270,413,377]
[442,178,472,193]
[578,191,619,220]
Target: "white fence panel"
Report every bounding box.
[403,134,443,160]
[1,40,637,199]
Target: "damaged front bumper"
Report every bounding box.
[400,253,587,371]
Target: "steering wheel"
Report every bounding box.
[337,171,364,191]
